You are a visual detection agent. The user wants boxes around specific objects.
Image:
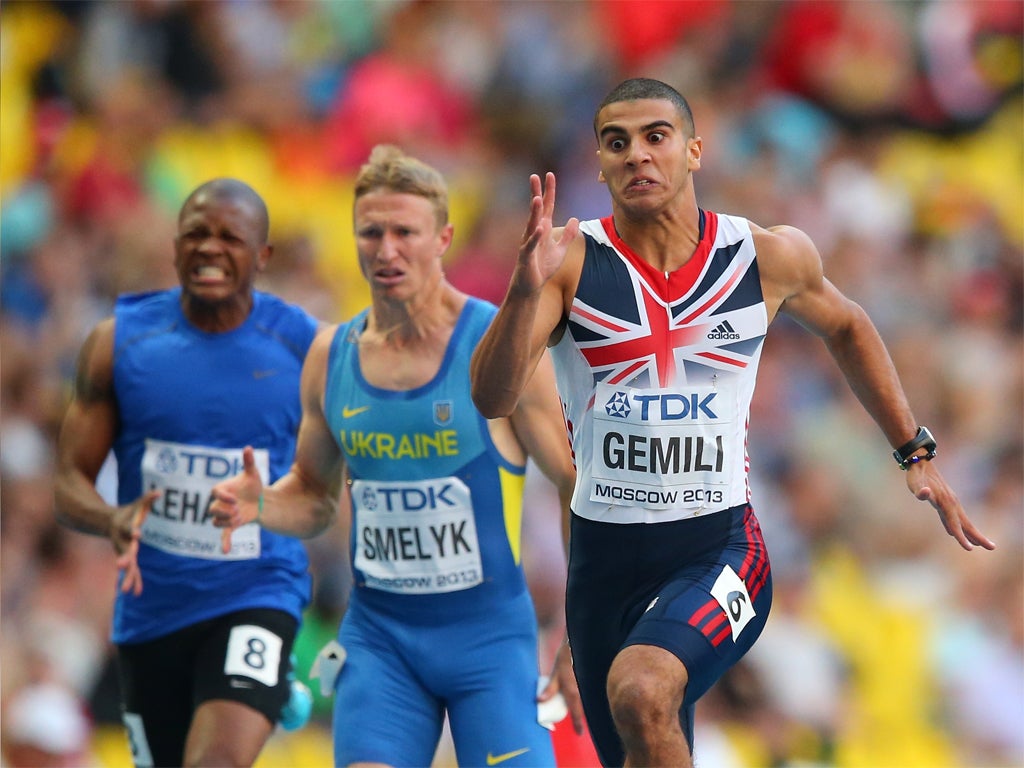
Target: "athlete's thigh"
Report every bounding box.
[333,608,443,768]
[117,630,198,768]
[192,609,297,723]
[444,620,555,768]
[566,506,772,764]
[626,514,773,705]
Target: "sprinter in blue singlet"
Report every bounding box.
[55,178,320,767]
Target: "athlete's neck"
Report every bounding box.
[367,279,464,348]
[613,202,702,273]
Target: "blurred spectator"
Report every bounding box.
[914,0,1024,132]
[1,681,95,767]
[759,0,919,129]
[930,530,1024,766]
[321,1,479,173]
[759,0,1023,133]
[73,0,228,122]
[445,174,528,305]
[592,0,731,72]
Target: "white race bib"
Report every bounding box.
[588,382,737,510]
[224,624,282,686]
[711,564,756,640]
[351,476,482,594]
[140,439,267,560]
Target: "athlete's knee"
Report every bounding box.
[184,745,249,768]
[606,647,686,742]
[607,674,680,740]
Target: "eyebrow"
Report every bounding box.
[598,119,676,141]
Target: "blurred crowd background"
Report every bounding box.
[1,1,1021,766]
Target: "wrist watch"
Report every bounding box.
[893,426,937,470]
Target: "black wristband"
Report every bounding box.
[893,426,937,470]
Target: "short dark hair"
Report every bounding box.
[593,78,695,138]
[180,178,270,241]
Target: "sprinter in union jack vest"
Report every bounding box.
[470,77,996,768]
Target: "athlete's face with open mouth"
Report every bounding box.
[596,98,702,214]
[353,190,452,302]
[174,194,268,310]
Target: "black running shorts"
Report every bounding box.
[116,608,298,768]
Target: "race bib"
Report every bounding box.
[351,476,482,594]
[588,381,738,510]
[711,564,756,640]
[224,624,283,687]
[140,439,267,560]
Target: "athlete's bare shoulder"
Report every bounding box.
[750,222,825,321]
[302,322,340,409]
[72,317,116,403]
[309,322,339,354]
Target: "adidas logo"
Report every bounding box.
[707,320,741,340]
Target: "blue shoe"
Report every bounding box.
[279,679,313,731]
[279,654,313,731]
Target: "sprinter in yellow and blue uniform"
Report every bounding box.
[326,298,554,766]
[209,145,580,768]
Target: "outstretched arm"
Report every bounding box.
[471,172,579,418]
[211,327,344,549]
[763,225,995,552]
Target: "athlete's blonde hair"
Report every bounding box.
[354,144,449,228]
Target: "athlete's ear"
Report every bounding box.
[687,137,703,171]
[256,244,272,272]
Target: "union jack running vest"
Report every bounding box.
[550,212,767,524]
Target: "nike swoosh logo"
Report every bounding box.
[486,748,530,765]
[253,369,278,379]
[342,406,370,418]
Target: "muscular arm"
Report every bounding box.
[211,327,343,541]
[54,319,122,536]
[760,224,994,551]
[55,319,156,593]
[471,173,580,418]
[763,226,919,447]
